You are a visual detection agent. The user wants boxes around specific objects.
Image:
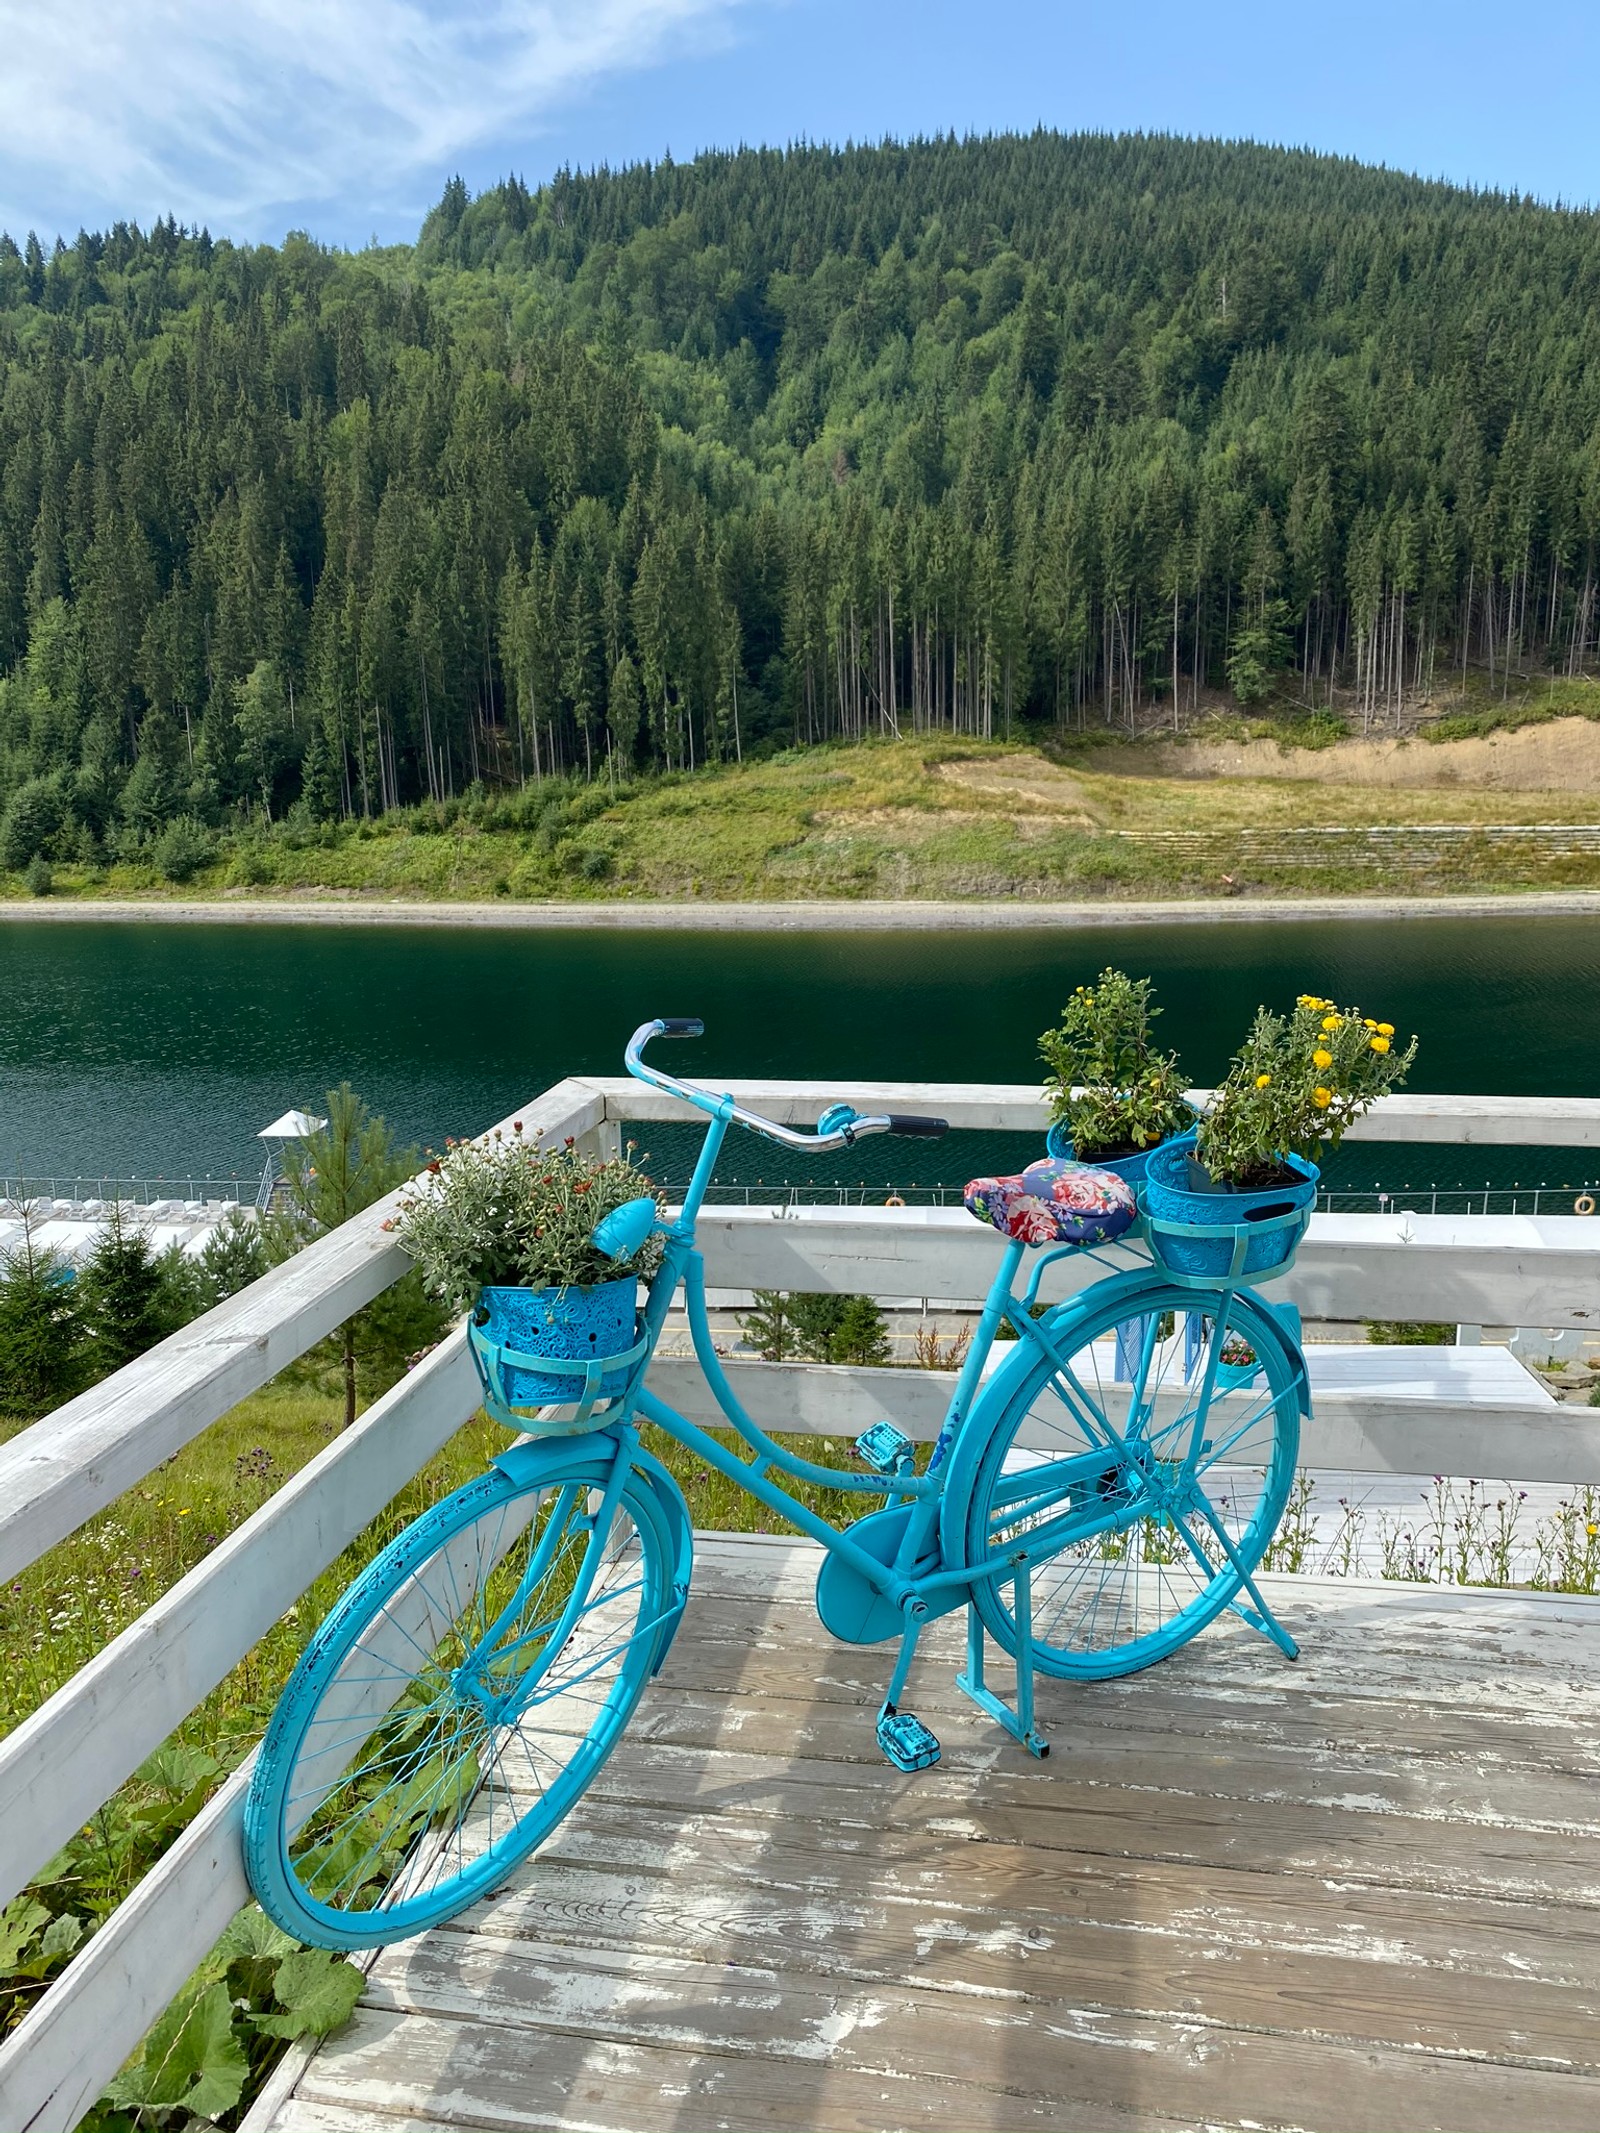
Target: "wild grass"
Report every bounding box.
[10,733,1600,908]
[1260,1472,1600,1591]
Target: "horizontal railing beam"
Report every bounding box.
[645,1357,1600,1485]
[0,1079,603,1585]
[685,1204,1600,1327]
[0,1759,256,2133]
[586,1077,1600,1147]
[0,1331,482,1919]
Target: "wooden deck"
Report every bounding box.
[250,1536,1600,2133]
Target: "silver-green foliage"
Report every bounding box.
[394,1126,665,1308]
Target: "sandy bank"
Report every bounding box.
[5,891,1600,931]
[1079,715,1600,791]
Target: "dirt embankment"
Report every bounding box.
[932,755,1099,822]
[1076,717,1600,791]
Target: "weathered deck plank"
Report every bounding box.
[253,1537,1600,2133]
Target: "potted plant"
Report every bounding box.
[1143,994,1417,1278]
[391,1123,664,1415]
[1038,968,1194,1184]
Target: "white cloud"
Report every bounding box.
[0,0,749,239]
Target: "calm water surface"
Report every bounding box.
[1,915,1597,1192]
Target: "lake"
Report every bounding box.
[3,913,1598,1200]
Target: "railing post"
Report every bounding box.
[573,1110,622,1164]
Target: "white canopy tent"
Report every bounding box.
[255,1110,326,1208]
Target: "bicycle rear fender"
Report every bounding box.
[492,1430,694,1677]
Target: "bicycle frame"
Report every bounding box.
[615,1069,1187,1627]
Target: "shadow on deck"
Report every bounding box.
[250,1536,1600,2133]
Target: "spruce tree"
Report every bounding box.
[0,1214,84,1416]
[738,1288,794,1361]
[79,1205,171,1374]
[196,1206,268,1305]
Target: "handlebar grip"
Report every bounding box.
[886,1114,949,1138]
[656,1018,705,1038]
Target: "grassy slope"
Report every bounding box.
[10,715,1600,907]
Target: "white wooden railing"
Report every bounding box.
[3,1076,1600,2132]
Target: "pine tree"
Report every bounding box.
[120,706,186,837]
[830,1296,892,1366]
[267,1085,440,1426]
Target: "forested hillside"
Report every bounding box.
[1,130,1599,866]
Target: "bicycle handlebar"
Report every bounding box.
[624,1020,948,1151]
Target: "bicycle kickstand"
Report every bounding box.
[957,1563,1051,1759]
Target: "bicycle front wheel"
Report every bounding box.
[957,1282,1301,1679]
[244,1451,677,1948]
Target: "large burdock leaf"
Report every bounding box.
[254,1949,365,2039]
[104,1980,248,2121]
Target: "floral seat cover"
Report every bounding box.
[963,1158,1138,1247]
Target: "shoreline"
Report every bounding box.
[4,889,1600,931]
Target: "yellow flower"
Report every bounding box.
[1363,1018,1377,1030]
[1255,1073,1272,1088]
[1313,1087,1332,1108]
[1313,1048,1333,1070]
[1378,1022,1394,1036]
[1588,1522,1599,1538]
[1370,1035,1391,1055]
[1321,1015,1341,1032]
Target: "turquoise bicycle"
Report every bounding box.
[244,1018,1308,1949]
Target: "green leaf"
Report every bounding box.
[135,1743,223,1796]
[38,1910,85,1959]
[108,1980,247,2120]
[218,1901,304,2010]
[0,1896,49,1969]
[214,1903,300,1965]
[252,1950,364,2040]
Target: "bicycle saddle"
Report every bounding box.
[964,1158,1137,1246]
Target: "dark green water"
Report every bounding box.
[2,915,1597,1196]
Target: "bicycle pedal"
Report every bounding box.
[876,1705,941,1771]
[855,1422,913,1473]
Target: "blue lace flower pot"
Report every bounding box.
[1140,1133,1319,1280]
[1045,1116,1192,1190]
[471,1277,639,1407]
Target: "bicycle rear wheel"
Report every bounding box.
[244,1449,677,1948]
[955,1282,1300,1679]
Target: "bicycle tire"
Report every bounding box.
[952,1280,1300,1680]
[244,1447,677,1949]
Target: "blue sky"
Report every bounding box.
[2,0,1598,249]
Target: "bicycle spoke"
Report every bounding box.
[249,1462,674,1945]
[966,1286,1298,1678]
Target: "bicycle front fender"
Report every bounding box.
[629,1444,695,1675]
[491,1428,631,1490]
[1235,1298,1313,1419]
